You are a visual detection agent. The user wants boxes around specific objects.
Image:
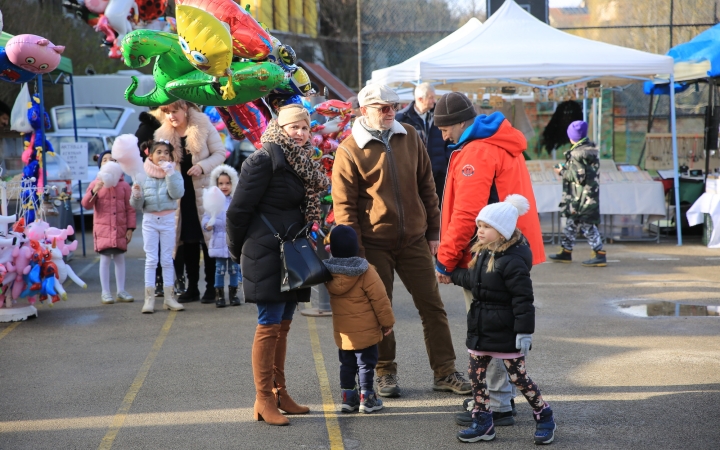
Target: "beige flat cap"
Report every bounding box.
[357,84,400,107]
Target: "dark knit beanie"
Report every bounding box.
[96,150,112,169]
[330,225,359,258]
[434,92,477,127]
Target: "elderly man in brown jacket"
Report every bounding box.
[332,84,470,398]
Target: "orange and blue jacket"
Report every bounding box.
[436,112,545,274]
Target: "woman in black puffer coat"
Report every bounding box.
[449,195,556,445]
[227,104,329,427]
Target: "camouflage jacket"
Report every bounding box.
[558,139,600,224]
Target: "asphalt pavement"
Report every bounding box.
[1,230,719,449]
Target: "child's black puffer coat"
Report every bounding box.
[451,232,535,353]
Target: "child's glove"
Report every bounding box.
[516,334,532,356]
[160,161,175,176]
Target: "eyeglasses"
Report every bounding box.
[366,103,400,114]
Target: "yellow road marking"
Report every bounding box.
[0,322,20,340]
[98,311,177,450]
[306,313,344,450]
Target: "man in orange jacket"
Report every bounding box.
[433,92,545,427]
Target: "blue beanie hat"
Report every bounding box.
[567,121,588,143]
[330,225,359,258]
[97,150,112,169]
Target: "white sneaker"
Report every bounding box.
[101,292,115,304]
[116,291,134,302]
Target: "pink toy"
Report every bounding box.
[25,220,49,242]
[5,34,65,74]
[86,0,110,14]
[94,15,118,46]
[45,225,78,256]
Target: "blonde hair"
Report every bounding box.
[468,227,521,272]
[159,100,200,114]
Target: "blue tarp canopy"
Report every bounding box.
[645,23,720,95]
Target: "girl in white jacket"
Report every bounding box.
[202,164,241,308]
[130,140,185,313]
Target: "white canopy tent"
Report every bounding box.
[369,0,683,244]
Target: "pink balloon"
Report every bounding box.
[5,35,64,74]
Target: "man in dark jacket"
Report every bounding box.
[396,83,450,201]
[549,121,606,267]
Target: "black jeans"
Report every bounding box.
[181,242,215,292]
[339,345,379,392]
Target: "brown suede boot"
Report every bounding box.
[252,324,289,426]
[273,320,310,415]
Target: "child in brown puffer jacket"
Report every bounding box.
[324,225,395,414]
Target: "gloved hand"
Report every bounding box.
[516,334,532,356]
[160,161,175,176]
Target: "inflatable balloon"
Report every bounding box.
[137,0,167,21]
[165,61,286,107]
[216,100,271,148]
[176,0,272,60]
[0,9,3,34]
[266,36,297,72]
[176,4,235,99]
[314,100,352,118]
[266,93,302,113]
[274,67,315,97]
[121,30,196,106]
[62,0,101,26]
[104,0,138,44]
[85,0,110,14]
[0,49,37,83]
[5,35,65,74]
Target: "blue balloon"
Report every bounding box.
[0,48,37,84]
[203,106,222,124]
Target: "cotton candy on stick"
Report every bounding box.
[111,134,146,185]
[97,161,124,187]
[202,186,226,228]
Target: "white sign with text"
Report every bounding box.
[59,142,88,180]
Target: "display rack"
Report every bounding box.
[0,177,38,322]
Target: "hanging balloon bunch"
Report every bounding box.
[121,0,318,149]
[63,0,172,59]
[0,216,85,309]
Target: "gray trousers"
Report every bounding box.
[463,288,516,412]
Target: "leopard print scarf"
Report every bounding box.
[261,120,330,223]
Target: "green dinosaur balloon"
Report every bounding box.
[166,61,287,107]
[121,30,196,107]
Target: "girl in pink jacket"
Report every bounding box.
[81,151,136,304]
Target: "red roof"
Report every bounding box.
[298,60,356,100]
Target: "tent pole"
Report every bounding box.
[704,79,714,183]
[69,73,86,257]
[38,75,48,206]
[597,91,603,153]
[669,74,682,245]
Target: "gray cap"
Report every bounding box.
[357,84,400,107]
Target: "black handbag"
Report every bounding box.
[261,214,332,292]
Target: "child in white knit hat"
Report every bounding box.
[450,194,556,445]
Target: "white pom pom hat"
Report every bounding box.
[476,194,530,240]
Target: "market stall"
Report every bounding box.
[368,0,680,243]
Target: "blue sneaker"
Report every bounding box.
[341,389,359,413]
[359,390,383,413]
[457,411,496,442]
[533,404,556,445]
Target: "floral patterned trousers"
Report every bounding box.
[468,354,546,415]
